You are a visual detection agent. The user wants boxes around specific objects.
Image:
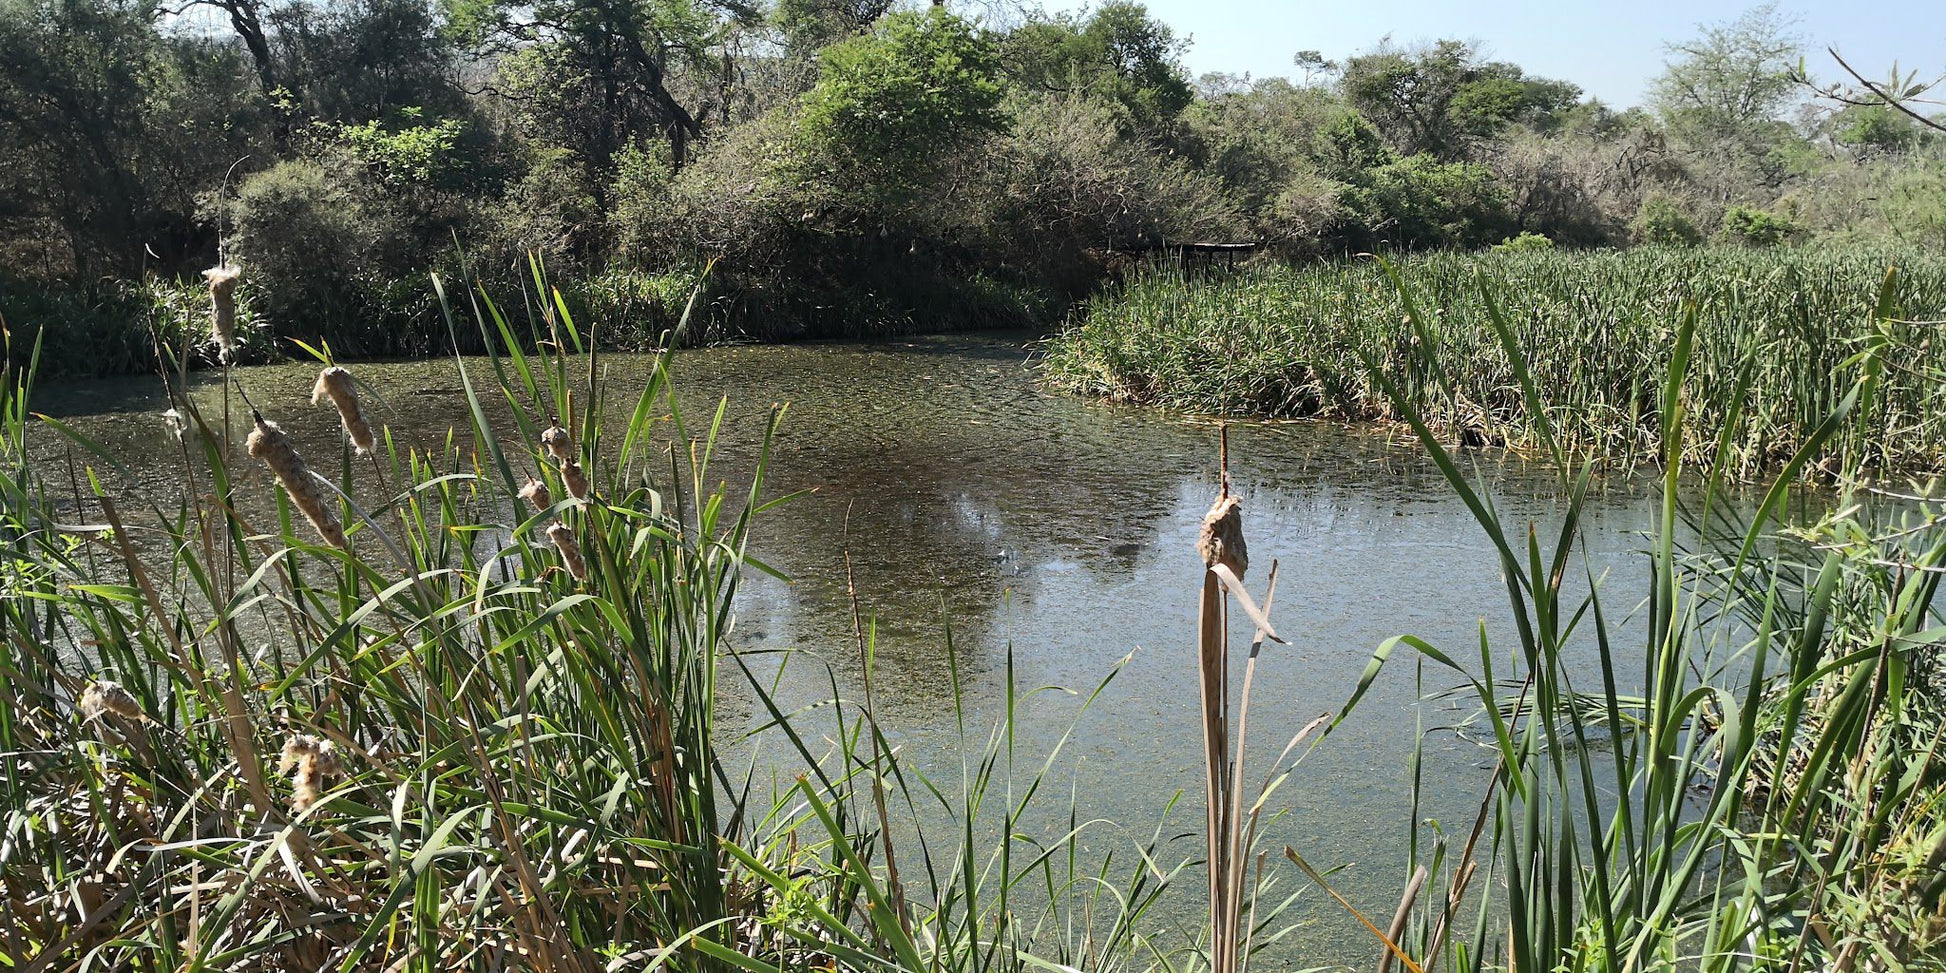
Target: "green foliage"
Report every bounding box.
[1492,230,1555,252]
[1045,246,1946,475]
[332,111,466,187]
[1833,103,1921,152]
[1650,4,1802,146]
[799,9,1004,172]
[1341,39,1578,159]
[1340,154,1512,249]
[1720,204,1800,246]
[1632,196,1704,246]
[1003,3,1193,132]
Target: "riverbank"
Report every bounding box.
[1043,245,1946,478]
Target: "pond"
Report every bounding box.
[30,332,1693,968]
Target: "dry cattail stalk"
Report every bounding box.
[247,414,348,549]
[540,424,574,464]
[546,522,589,581]
[202,265,243,359]
[79,680,144,723]
[310,367,376,454]
[519,478,552,513]
[559,461,589,501]
[278,734,343,812]
[1197,495,1248,579]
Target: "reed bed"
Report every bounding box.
[1044,246,1946,478]
[1347,267,1946,972]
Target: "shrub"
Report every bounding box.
[1339,153,1513,250]
[1720,204,1799,247]
[1493,231,1555,252]
[1631,196,1702,246]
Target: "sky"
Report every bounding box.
[1032,0,1946,108]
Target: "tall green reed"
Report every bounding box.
[1352,261,1946,972]
[1045,246,1946,478]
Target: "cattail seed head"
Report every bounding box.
[1197,495,1248,579]
[79,680,145,723]
[202,265,242,360]
[546,522,589,581]
[540,425,574,464]
[559,461,589,501]
[311,367,376,454]
[519,478,551,513]
[278,734,343,812]
[247,415,348,549]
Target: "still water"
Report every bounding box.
[31,333,1685,968]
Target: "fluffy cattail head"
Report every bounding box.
[247,414,348,549]
[519,478,551,513]
[202,265,243,360]
[79,680,144,723]
[1197,495,1248,579]
[546,522,589,582]
[311,367,376,454]
[559,461,589,501]
[540,425,574,464]
[279,734,343,812]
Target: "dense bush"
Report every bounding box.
[1720,204,1800,247]
[1632,196,1704,246]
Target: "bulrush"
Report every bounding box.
[540,424,574,464]
[546,522,589,581]
[1197,494,1248,579]
[78,680,144,723]
[560,461,589,501]
[247,413,348,549]
[519,478,552,513]
[311,367,376,454]
[202,265,242,359]
[278,735,343,812]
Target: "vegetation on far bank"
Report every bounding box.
[1044,245,1946,477]
[5,0,1945,376]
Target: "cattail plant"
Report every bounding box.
[78,680,145,723]
[545,522,588,581]
[540,424,574,464]
[247,412,348,549]
[278,735,343,812]
[202,265,243,360]
[1194,427,1300,973]
[311,366,376,454]
[519,478,552,513]
[559,461,589,501]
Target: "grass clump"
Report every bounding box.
[1044,245,1946,477]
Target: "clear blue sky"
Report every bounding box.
[1032,0,1946,108]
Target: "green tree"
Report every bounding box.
[1650,4,1802,140]
[450,0,749,168]
[799,8,1004,172]
[1001,2,1192,132]
[1340,39,1578,160]
[0,0,262,275]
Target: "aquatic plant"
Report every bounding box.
[1045,245,1946,478]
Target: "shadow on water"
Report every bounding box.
[26,332,1726,967]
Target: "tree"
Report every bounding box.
[1341,39,1577,160]
[1001,2,1192,132]
[1650,3,1802,139]
[799,8,1004,173]
[451,0,750,168]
